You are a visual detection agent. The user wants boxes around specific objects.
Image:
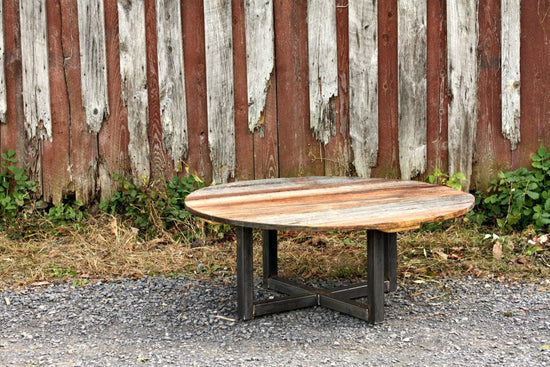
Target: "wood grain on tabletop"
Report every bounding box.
[184,177,475,232]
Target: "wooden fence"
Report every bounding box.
[0,0,547,205]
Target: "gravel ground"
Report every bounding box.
[0,275,548,366]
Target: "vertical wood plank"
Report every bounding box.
[473,0,511,189]
[244,0,274,133]
[274,0,324,177]
[145,0,172,180]
[155,0,188,167]
[447,1,479,189]
[117,0,150,182]
[204,0,236,183]
[99,0,131,201]
[426,0,448,177]
[1,0,26,163]
[232,0,254,180]
[501,0,520,150]
[42,0,71,204]
[398,0,427,180]
[307,0,338,144]
[61,0,99,204]
[19,0,51,141]
[0,0,6,124]
[182,0,212,183]
[77,0,109,133]
[517,1,550,169]
[349,0,378,177]
[324,0,351,176]
[373,0,399,179]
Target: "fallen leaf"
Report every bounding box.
[448,252,463,260]
[433,248,448,260]
[30,281,50,287]
[109,218,117,235]
[493,240,503,260]
[540,345,550,351]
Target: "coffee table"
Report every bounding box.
[184,177,474,323]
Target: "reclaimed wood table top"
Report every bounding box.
[184,176,475,232]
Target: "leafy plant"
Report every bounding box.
[99,172,206,239]
[47,198,85,224]
[479,146,550,230]
[0,149,37,218]
[425,169,466,190]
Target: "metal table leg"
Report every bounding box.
[367,230,385,323]
[236,226,254,320]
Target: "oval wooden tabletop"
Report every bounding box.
[184,177,475,232]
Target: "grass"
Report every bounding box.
[0,213,548,291]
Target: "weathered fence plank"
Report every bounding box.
[501,0,520,150]
[77,0,109,133]
[473,0,511,189]
[19,0,51,141]
[447,1,479,189]
[517,0,550,169]
[117,0,151,182]
[182,0,212,183]
[244,0,274,134]
[426,0,448,176]
[274,0,324,177]
[204,0,235,183]
[307,0,338,145]
[98,0,131,201]
[349,0,378,177]
[232,0,254,180]
[61,0,98,204]
[0,0,6,124]
[155,0,188,166]
[398,0,427,180]
[324,0,351,176]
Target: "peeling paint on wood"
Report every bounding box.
[77,0,109,133]
[501,0,520,149]
[349,1,378,177]
[0,0,6,124]
[244,0,274,134]
[118,0,150,182]
[398,0,427,179]
[155,0,188,164]
[204,0,235,183]
[307,0,338,144]
[19,0,51,140]
[447,1,479,189]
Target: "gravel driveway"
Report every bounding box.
[1,276,548,366]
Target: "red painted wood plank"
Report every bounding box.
[231,0,254,181]
[517,0,550,169]
[425,0,449,178]
[324,0,351,176]
[145,0,173,181]
[59,0,99,204]
[43,0,71,204]
[1,0,25,160]
[185,177,474,232]
[99,0,131,199]
[182,0,212,183]
[274,0,324,177]
[472,0,511,189]
[253,73,279,179]
[372,0,399,179]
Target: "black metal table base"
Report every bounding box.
[236,227,397,324]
